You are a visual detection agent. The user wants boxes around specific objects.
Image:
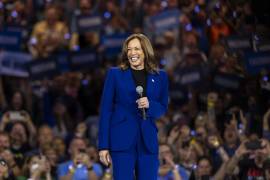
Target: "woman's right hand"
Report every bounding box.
[99,150,111,167]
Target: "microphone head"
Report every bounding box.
[136,86,143,95]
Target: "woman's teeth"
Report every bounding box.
[131,57,139,61]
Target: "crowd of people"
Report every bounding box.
[0,0,270,179]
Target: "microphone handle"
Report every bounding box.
[142,108,146,120]
[139,93,146,120]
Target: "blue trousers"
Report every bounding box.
[110,127,159,180]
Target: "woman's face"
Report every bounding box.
[53,138,66,156]
[197,159,212,177]
[10,123,27,144]
[44,149,58,166]
[127,38,145,70]
[46,8,58,25]
[38,126,53,146]
[12,92,23,110]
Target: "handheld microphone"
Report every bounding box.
[136,86,146,120]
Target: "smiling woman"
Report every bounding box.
[127,38,145,70]
[98,33,169,180]
[119,33,158,73]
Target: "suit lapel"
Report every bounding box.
[146,73,154,99]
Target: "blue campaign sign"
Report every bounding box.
[28,57,59,80]
[150,9,180,35]
[77,14,102,33]
[69,50,98,71]
[0,51,31,77]
[174,67,202,87]
[226,35,252,52]
[170,82,189,106]
[245,51,270,75]
[5,25,25,33]
[213,72,243,91]
[102,33,129,58]
[0,31,22,51]
[56,52,70,73]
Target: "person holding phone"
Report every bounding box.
[226,137,270,179]
[0,158,11,180]
[17,154,52,180]
[57,137,102,180]
[158,144,188,180]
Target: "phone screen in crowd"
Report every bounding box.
[9,111,25,121]
[31,163,39,171]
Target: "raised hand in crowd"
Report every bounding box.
[167,125,180,145]
[0,158,9,180]
[0,111,36,136]
[27,155,52,180]
[0,147,21,177]
[75,122,88,138]
[71,149,98,180]
[208,135,229,163]
[263,108,270,132]
[227,138,270,178]
[159,144,182,180]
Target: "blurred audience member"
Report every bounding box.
[29,5,69,58]
[57,137,102,180]
[158,143,189,180]
[70,0,100,51]
[18,154,53,180]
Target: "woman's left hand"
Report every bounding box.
[136,97,149,109]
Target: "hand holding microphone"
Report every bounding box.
[136,86,149,120]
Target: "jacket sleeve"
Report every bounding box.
[98,68,115,150]
[146,70,169,120]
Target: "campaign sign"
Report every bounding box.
[77,14,102,33]
[213,72,243,91]
[5,25,25,33]
[56,52,70,73]
[245,51,270,75]
[102,33,129,58]
[69,50,98,71]
[150,9,180,35]
[226,35,251,52]
[174,67,202,87]
[0,51,31,77]
[258,42,270,52]
[0,31,22,51]
[28,57,59,80]
[170,82,189,106]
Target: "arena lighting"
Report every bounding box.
[30,37,37,45]
[263,76,268,82]
[233,11,237,18]
[215,2,220,9]
[81,79,89,86]
[185,23,192,31]
[194,5,200,13]
[206,18,211,26]
[11,10,18,18]
[161,1,168,8]
[103,11,111,19]
[64,33,71,40]
[72,45,80,51]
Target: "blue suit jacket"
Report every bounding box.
[98,67,168,153]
